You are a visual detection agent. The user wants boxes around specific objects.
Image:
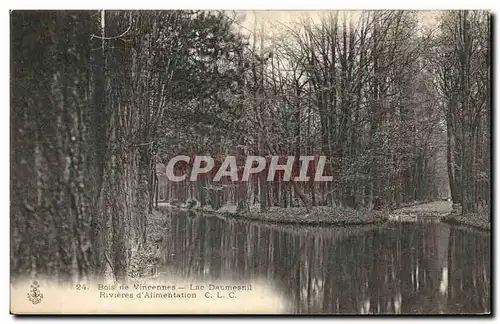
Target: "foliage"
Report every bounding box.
[10,10,491,282]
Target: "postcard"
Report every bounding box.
[10,9,491,315]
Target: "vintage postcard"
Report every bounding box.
[10,9,491,315]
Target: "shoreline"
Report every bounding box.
[186,206,387,227]
[158,199,441,228]
[159,201,491,231]
[128,210,169,280]
[439,202,490,231]
[160,203,396,227]
[440,212,490,231]
[157,200,491,231]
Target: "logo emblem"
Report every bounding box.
[27,280,43,304]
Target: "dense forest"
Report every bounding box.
[11,10,491,282]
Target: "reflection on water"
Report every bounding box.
[159,210,490,314]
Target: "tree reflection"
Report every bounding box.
[160,210,490,314]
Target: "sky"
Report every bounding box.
[233,10,441,38]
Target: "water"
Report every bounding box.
[159,210,490,314]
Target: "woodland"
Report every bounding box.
[10,10,490,282]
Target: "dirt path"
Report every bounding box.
[388,201,452,221]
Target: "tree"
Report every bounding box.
[432,10,490,214]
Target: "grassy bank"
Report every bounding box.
[441,205,490,231]
[164,203,389,226]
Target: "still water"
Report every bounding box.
[159,210,490,314]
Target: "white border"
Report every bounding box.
[1,0,499,9]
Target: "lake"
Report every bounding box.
[159,210,490,314]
